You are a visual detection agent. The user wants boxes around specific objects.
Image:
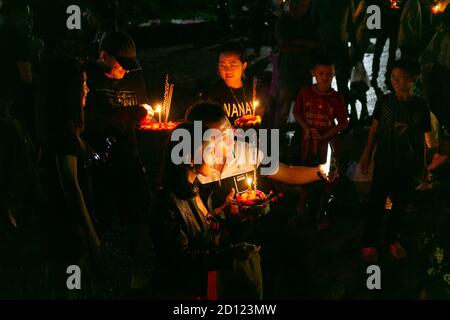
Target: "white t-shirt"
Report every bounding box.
[197,140,264,184]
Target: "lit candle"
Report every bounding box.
[247,177,253,190]
[432,2,447,14]
[322,143,332,178]
[155,104,162,123]
[253,100,259,116]
[247,177,258,199]
[389,0,400,9]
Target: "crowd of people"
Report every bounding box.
[1,0,449,299]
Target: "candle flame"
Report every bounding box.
[155,104,162,113]
[323,143,332,177]
[247,177,253,186]
[432,2,447,14]
[389,0,400,9]
[253,100,259,116]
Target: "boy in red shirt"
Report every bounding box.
[293,54,349,224]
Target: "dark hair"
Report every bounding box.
[218,42,248,63]
[37,57,85,147]
[390,59,420,78]
[444,4,450,27]
[0,92,13,114]
[0,0,28,15]
[185,101,227,126]
[311,52,335,69]
[0,72,14,113]
[161,121,209,200]
[86,0,119,23]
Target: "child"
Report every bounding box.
[359,59,431,263]
[293,53,349,224]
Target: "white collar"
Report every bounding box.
[197,140,263,184]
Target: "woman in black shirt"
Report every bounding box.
[37,57,100,298]
[203,43,265,125]
[152,120,259,299]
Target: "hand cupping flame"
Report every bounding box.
[319,143,339,182]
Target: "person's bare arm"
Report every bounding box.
[268,162,323,185]
[353,0,365,21]
[428,153,449,171]
[17,62,33,84]
[294,113,311,140]
[359,119,378,174]
[56,155,100,255]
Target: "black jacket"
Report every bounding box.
[151,188,233,298]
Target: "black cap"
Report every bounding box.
[99,32,141,71]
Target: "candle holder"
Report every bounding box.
[231,190,283,219]
[139,117,180,131]
[234,114,262,129]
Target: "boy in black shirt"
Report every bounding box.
[359,59,431,263]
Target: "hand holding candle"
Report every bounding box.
[141,104,154,116]
[432,1,449,14]
[389,0,400,9]
[319,143,336,182]
[323,143,332,177]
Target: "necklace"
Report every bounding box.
[227,83,247,107]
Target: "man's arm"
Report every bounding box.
[294,113,311,140]
[85,104,148,128]
[294,112,309,131]
[359,119,378,174]
[321,94,349,140]
[56,155,100,255]
[268,162,322,185]
[17,62,33,84]
[293,92,311,138]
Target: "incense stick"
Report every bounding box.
[252,77,257,116]
[165,84,174,123]
[163,74,170,122]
